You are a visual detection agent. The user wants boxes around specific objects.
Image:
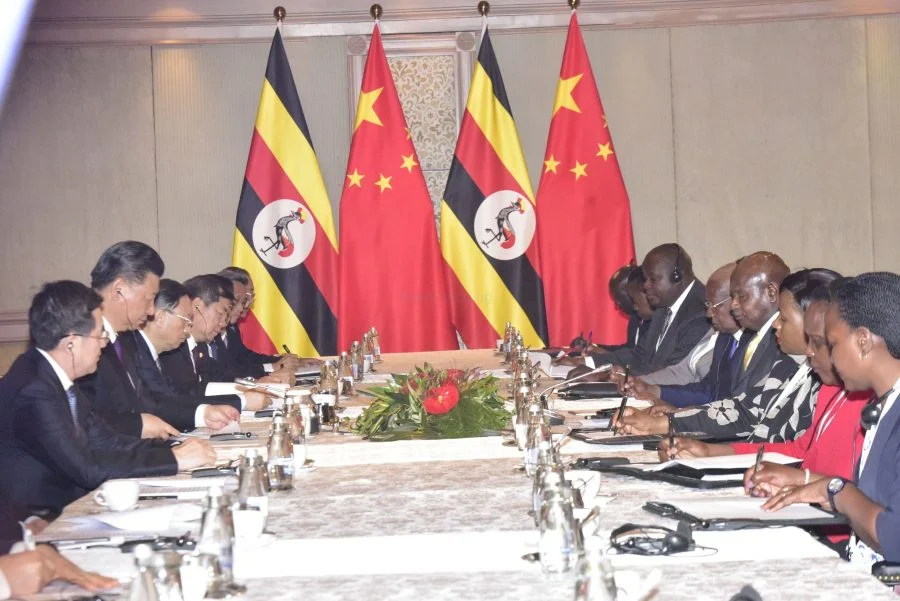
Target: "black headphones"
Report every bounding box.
[671,247,686,284]
[860,388,895,431]
[610,522,692,556]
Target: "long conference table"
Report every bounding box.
[36,350,897,601]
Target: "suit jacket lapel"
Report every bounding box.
[34,355,83,436]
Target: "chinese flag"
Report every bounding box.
[536,13,636,346]
[337,25,457,352]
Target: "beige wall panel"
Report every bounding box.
[152,37,349,282]
[866,15,900,272]
[491,27,675,264]
[670,19,871,278]
[0,46,158,310]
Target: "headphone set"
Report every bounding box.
[860,386,896,431]
[609,522,693,556]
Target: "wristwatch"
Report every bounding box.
[827,477,848,511]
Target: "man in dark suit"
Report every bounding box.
[133,279,268,420]
[580,243,710,376]
[216,267,307,377]
[727,251,791,396]
[0,281,215,517]
[628,262,744,407]
[77,241,177,439]
[158,276,271,410]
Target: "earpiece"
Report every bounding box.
[194,305,201,311]
[671,247,685,284]
[116,289,124,298]
[67,341,74,350]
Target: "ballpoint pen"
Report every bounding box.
[610,364,631,434]
[753,444,765,477]
[667,414,676,460]
[282,344,291,354]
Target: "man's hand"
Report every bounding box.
[242,390,273,412]
[553,356,584,367]
[647,400,676,416]
[744,462,812,498]
[621,377,660,400]
[611,407,669,435]
[259,368,293,385]
[296,357,323,369]
[0,547,118,596]
[36,546,119,592]
[274,354,301,372]
[173,439,216,471]
[657,437,711,461]
[140,413,179,439]
[203,405,240,430]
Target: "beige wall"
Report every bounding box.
[1,15,899,320]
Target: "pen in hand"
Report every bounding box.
[611,364,631,435]
[752,444,765,481]
[282,344,291,355]
[667,415,676,460]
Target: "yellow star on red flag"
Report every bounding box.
[346,169,364,187]
[374,173,392,193]
[570,161,587,180]
[553,74,583,117]
[354,87,384,131]
[596,142,614,162]
[400,154,418,173]
[544,155,560,174]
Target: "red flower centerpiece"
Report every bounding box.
[354,363,509,441]
[423,384,460,415]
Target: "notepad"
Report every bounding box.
[644,452,801,481]
[658,495,836,522]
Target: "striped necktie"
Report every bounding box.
[65,386,83,436]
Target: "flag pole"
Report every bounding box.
[477,1,489,41]
[273,5,285,33]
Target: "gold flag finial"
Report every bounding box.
[370,4,383,20]
[568,0,580,8]
[273,6,286,21]
[477,1,491,16]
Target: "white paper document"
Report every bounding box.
[69,503,202,531]
[646,452,802,473]
[557,397,653,413]
[659,495,835,522]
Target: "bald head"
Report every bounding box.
[706,262,739,334]
[730,251,790,331]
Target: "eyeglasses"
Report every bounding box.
[71,328,110,342]
[241,291,255,307]
[704,297,731,310]
[165,310,193,328]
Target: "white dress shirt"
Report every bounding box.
[656,280,696,350]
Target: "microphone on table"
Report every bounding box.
[538,363,613,405]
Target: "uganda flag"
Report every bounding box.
[231,30,338,357]
[440,29,548,349]
[535,13,635,346]
[337,24,457,352]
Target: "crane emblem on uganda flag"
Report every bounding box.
[474,190,536,261]
[251,198,316,269]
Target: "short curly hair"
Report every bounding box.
[828,272,900,359]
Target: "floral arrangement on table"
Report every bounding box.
[353,364,510,441]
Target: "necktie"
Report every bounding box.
[221,332,229,349]
[208,340,219,361]
[727,336,739,359]
[742,333,761,369]
[191,345,204,378]
[656,308,673,351]
[112,338,125,364]
[65,386,82,435]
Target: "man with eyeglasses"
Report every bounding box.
[216,267,309,377]
[158,275,270,411]
[0,281,215,517]
[626,262,745,409]
[124,279,257,430]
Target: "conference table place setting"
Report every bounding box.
[32,348,897,601]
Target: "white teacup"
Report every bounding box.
[93,480,140,511]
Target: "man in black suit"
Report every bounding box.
[579,243,710,376]
[727,251,791,396]
[158,276,271,408]
[77,241,177,439]
[216,267,306,377]
[0,281,215,517]
[133,279,269,420]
